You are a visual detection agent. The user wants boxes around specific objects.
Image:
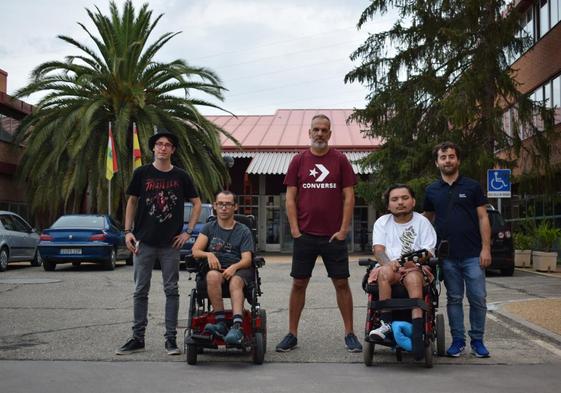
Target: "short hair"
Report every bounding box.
[215,190,236,202]
[310,114,331,129]
[433,141,460,161]
[383,183,415,207]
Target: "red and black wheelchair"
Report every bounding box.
[183,214,267,365]
[359,249,446,368]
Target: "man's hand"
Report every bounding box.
[125,232,138,254]
[387,260,401,272]
[207,252,221,270]
[291,228,302,239]
[172,232,191,249]
[329,230,347,243]
[222,264,238,280]
[480,248,492,268]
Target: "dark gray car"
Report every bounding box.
[0,211,41,271]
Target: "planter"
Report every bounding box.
[514,250,532,268]
[532,251,558,272]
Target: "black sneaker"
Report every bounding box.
[165,337,181,355]
[276,333,297,352]
[115,338,145,355]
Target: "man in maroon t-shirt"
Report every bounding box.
[275,114,363,353]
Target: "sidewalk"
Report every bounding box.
[493,267,561,344]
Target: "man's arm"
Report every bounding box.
[330,186,354,242]
[285,186,301,238]
[172,196,201,249]
[476,205,492,268]
[222,251,252,280]
[192,233,222,270]
[373,244,400,271]
[124,196,138,253]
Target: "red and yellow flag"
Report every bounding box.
[133,123,142,170]
[106,123,118,180]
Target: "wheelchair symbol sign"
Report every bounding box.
[487,169,511,198]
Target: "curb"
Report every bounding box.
[491,303,561,346]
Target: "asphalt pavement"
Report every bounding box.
[1,255,560,392]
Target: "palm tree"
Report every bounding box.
[15,0,233,222]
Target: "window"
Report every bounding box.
[540,0,550,38]
[544,81,552,108]
[553,76,561,124]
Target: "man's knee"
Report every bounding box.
[377,265,396,283]
[206,270,223,288]
[292,277,309,292]
[229,275,245,291]
[332,277,350,292]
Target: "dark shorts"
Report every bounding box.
[234,267,255,286]
[291,233,349,279]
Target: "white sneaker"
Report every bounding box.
[369,320,392,340]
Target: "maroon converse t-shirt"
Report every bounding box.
[284,148,356,236]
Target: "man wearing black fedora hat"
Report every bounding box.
[116,129,202,356]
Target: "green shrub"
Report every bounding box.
[534,221,561,252]
[513,233,533,250]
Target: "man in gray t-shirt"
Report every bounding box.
[191,191,254,345]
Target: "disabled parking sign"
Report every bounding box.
[487,169,511,198]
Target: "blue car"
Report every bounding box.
[180,202,214,262]
[38,214,132,271]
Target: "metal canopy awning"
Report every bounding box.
[223,151,375,175]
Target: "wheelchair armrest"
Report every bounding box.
[358,257,376,267]
[184,254,202,273]
[253,256,265,268]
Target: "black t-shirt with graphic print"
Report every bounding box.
[127,164,198,247]
[201,220,254,268]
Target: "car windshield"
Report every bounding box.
[51,216,105,229]
[488,211,506,231]
[184,204,211,224]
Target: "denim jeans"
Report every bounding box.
[132,243,180,341]
[442,256,487,341]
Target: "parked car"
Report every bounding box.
[0,211,41,271]
[487,205,515,276]
[38,214,132,271]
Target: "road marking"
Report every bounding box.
[488,313,561,358]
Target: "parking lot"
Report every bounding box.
[1,256,560,366]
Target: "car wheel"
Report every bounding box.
[0,248,9,272]
[43,260,56,271]
[72,261,81,267]
[31,250,43,267]
[126,253,133,266]
[501,266,514,276]
[104,249,116,271]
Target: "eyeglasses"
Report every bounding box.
[155,142,173,149]
[215,202,235,209]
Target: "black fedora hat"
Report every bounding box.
[149,128,179,150]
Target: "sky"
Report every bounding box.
[0,0,397,116]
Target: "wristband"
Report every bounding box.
[124,229,132,234]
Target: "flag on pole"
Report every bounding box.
[132,123,142,170]
[106,123,118,180]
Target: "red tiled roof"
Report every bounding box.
[207,109,381,152]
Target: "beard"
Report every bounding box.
[311,139,328,150]
[440,164,459,175]
[391,208,413,218]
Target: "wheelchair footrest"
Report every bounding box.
[369,298,430,312]
[188,334,212,344]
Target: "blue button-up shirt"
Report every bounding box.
[423,175,487,258]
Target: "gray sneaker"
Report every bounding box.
[165,337,181,355]
[276,333,298,352]
[204,321,228,337]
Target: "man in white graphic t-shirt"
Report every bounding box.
[367,183,436,360]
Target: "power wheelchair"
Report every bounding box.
[183,214,267,365]
[359,249,445,368]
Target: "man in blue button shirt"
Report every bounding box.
[423,141,492,358]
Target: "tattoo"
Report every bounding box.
[374,249,391,265]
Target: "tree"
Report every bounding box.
[345,0,558,207]
[15,1,233,222]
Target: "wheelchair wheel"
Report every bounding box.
[252,332,265,365]
[424,340,434,368]
[363,341,374,366]
[436,313,445,356]
[186,344,198,365]
[257,309,267,353]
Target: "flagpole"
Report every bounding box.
[108,121,112,216]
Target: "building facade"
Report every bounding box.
[0,69,33,221]
[209,109,381,253]
[500,0,561,228]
